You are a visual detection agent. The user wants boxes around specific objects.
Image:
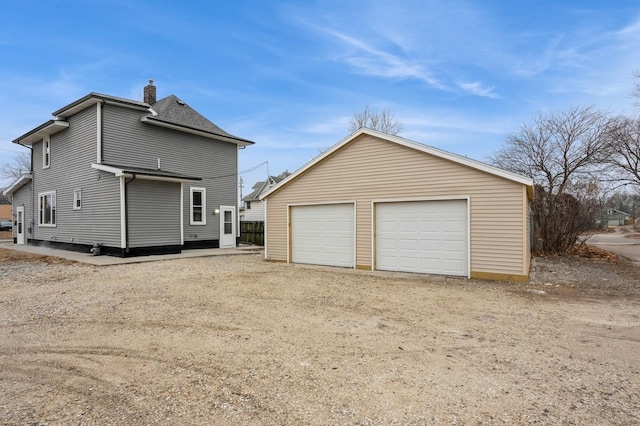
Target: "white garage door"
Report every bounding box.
[291,204,354,268]
[376,200,468,276]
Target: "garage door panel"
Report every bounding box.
[376,200,468,276]
[291,204,354,268]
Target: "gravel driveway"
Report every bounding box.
[587,226,640,264]
[1,251,639,425]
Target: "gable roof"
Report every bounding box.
[15,90,254,147]
[261,128,534,200]
[243,171,292,202]
[2,173,32,196]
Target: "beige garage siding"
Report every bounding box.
[265,134,529,278]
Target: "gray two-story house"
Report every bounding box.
[3,80,254,256]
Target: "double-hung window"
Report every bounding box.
[39,191,56,226]
[43,136,51,168]
[73,189,82,210]
[190,187,206,225]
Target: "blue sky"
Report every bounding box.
[1,1,639,192]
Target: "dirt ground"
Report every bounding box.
[1,248,639,425]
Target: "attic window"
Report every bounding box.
[176,99,185,105]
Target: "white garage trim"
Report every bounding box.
[372,196,470,278]
[288,201,356,268]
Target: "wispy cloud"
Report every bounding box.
[326,30,448,90]
[456,81,499,99]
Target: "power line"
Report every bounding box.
[199,161,269,180]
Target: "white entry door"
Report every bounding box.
[16,206,25,244]
[220,205,236,248]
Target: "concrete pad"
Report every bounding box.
[0,242,263,266]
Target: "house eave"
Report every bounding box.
[91,163,202,183]
[13,120,70,146]
[53,93,149,118]
[3,173,32,196]
[261,128,535,200]
[140,116,255,147]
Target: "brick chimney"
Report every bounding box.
[143,79,156,104]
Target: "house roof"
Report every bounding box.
[2,173,32,196]
[91,163,201,183]
[243,171,291,202]
[243,184,264,202]
[142,95,254,147]
[261,128,535,200]
[15,89,255,147]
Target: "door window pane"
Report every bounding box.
[224,210,232,234]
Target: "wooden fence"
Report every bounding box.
[240,221,264,246]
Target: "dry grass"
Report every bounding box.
[0,247,79,265]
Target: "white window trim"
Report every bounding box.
[190,187,206,225]
[38,190,57,227]
[73,189,82,210]
[43,136,51,169]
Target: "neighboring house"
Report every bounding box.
[0,204,11,221]
[240,171,291,222]
[3,80,254,256]
[605,208,630,227]
[261,128,535,282]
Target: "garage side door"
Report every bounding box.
[376,200,468,276]
[291,204,354,268]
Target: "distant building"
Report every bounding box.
[605,208,630,227]
[240,171,291,222]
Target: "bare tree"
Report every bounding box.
[489,105,611,253]
[348,105,403,135]
[1,151,31,182]
[606,116,640,189]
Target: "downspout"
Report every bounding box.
[96,101,104,163]
[28,145,34,245]
[124,174,136,254]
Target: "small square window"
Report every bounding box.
[73,189,82,210]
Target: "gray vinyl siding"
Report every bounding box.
[127,180,181,247]
[31,105,122,248]
[102,103,238,242]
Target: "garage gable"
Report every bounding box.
[262,128,534,201]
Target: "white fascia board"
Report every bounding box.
[92,163,126,176]
[15,121,69,146]
[2,174,33,196]
[91,163,200,183]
